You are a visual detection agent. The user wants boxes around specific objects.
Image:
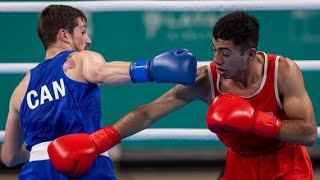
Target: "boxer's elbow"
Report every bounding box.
[304,137,317,147]
[303,125,318,147]
[2,159,16,168]
[1,151,17,167]
[135,105,154,128]
[1,145,29,167]
[306,132,318,147]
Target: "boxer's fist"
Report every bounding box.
[130,48,197,86]
[206,94,281,138]
[48,133,98,177]
[48,126,120,177]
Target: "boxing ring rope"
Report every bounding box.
[1,1,320,143]
[1,61,320,74]
[1,1,320,12]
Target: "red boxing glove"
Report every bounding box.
[206,94,281,138]
[48,126,120,177]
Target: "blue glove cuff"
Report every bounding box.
[129,59,152,83]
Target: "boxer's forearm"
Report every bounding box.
[113,99,186,139]
[113,103,169,139]
[277,119,317,147]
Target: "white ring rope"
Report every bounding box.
[0,61,320,74]
[1,1,320,12]
[0,63,38,74]
[1,128,320,143]
[123,128,219,141]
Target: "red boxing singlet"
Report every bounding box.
[207,52,313,179]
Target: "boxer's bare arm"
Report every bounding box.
[1,73,30,167]
[113,65,210,138]
[64,50,131,85]
[277,57,317,146]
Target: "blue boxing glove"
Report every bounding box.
[130,48,197,86]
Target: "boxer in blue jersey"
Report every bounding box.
[1,4,197,179]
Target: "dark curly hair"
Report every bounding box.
[38,5,87,50]
[212,11,259,54]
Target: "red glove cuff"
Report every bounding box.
[90,126,121,154]
[253,111,282,138]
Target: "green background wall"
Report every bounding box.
[1,10,319,149]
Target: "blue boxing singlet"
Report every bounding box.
[19,51,116,180]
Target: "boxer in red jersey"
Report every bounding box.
[47,11,318,179]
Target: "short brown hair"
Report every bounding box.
[37,5,87,49]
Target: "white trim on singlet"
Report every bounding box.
[29,141,109,162]
[207,64,215,100]
[274,56,284,109]
[248,51,268,98]
[216,70,221,99]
